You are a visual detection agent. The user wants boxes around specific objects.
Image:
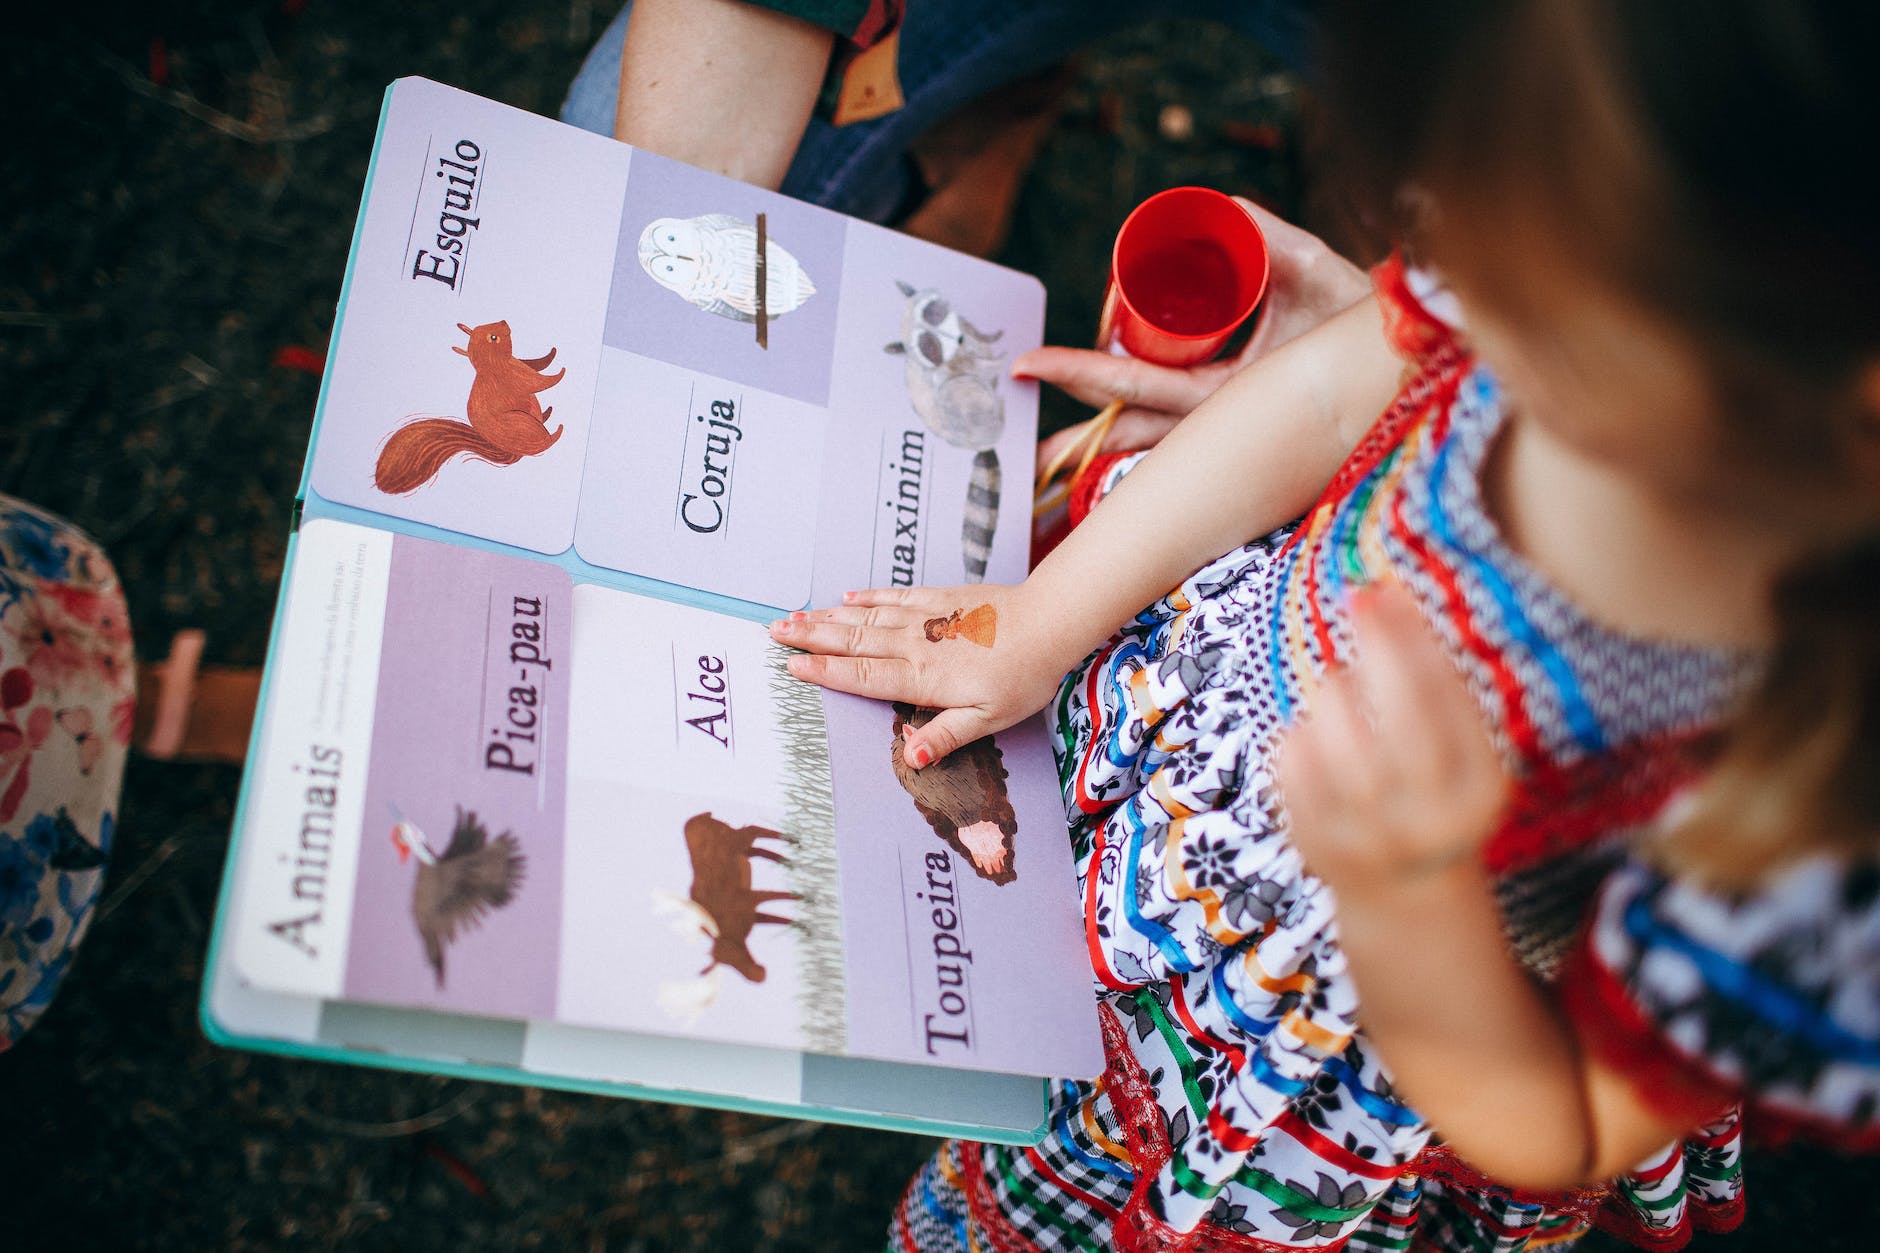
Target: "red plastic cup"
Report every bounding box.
[1096,187,1269,368]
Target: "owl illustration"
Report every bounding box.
[884,280,1008,581]
[637,214,816,322]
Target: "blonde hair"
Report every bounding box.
[1656,541,1880,887]
[1318,0,1880,882]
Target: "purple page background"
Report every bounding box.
[605,150,847,408]
[823,692,1095,1075]
[343,535,569,1018]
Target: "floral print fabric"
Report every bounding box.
[0,495,134,1049]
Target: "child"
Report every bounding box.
[771,1,1880,1249]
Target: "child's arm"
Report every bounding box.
[773,294,1403,765]
[1279,584,1698,1188]
[1028,203,1376,468]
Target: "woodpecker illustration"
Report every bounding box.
[389,806,527,987]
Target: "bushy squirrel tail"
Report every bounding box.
[373,418,521,494]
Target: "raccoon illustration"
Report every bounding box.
[884,281,1008,582]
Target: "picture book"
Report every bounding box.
[203,77,1103,1143]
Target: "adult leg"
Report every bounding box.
[563,1,1317,220]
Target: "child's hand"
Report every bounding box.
[1277,582,1509,894]
[769,583,1070,770]
[1028,202,1372,468]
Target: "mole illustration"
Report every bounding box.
[373,320,565,494]
[890,702,1019,885]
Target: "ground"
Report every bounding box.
[0,3,1872,1250]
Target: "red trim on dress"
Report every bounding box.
[1098,1003,1359,1252]
[1069,451,1135,528]
[1406,1143,1609,1222]
[961,1144,1048,1253]
[1481,735,1714,875]
[1561,932,1880,1152]
[1556,932,1746,1129]
[1373,253,1454,363]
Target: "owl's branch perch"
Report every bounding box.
[756,212,769,350]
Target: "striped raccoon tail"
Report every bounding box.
[961,448,1001,584]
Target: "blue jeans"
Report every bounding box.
[562,1,1313,222]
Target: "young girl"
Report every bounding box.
[771,2,1880,1249]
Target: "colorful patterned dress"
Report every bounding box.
[888,258,1880,1252]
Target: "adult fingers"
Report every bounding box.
[1236,198,1332,282]
[1012,346,1222,415]
[1231,198,1370,363]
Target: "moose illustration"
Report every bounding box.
[654,812,801,1026]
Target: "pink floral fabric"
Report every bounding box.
[0,495,135,1049]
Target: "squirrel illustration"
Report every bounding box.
[373,320,566,494]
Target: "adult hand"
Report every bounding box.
[1029,201,1372,469]
[769,583,1073,770]
[1276,581,1509,894]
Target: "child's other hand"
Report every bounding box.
[769,583,1069,770]
[1277,581,1509,894]
[1027,201,1372,468]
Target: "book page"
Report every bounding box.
[231,519,570,1017]
[555,584,1097,1079]
[812,212,1046,596]
[238,79,1098,1085]
[307,79,1044,613]
[308,79,626,556]
[235,523,1099,1079]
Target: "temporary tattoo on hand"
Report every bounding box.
[923,604,997,647]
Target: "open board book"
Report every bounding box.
[202,77,1104,1144]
